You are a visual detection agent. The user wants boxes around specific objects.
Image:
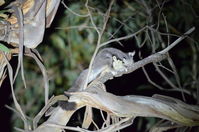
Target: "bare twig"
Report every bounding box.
[159,27,195,54]
[2,51,29,130]
[25,48,49,105]
[85,0,115,89]
[100,26,147,47]
[61,0,89,17]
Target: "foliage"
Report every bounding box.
[0,43,10,52]
[0,0,198,131]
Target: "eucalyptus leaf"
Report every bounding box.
[0,43,10,53]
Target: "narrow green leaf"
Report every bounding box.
[0,43,10,53]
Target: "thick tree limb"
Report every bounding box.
[68,87,199,126]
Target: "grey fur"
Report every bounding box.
[68,48,134,92]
